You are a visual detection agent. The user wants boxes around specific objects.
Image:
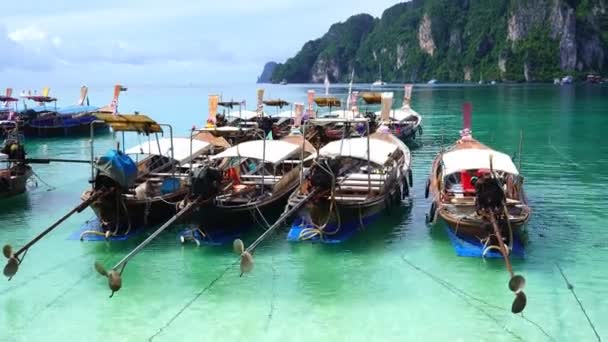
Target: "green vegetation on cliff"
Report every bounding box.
[269,0,607,83]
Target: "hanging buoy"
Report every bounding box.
[424,178,430,199]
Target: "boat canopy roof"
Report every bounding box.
[0,153,7,161]
[125,137,211,164]
[328,110,360,120]
[226,110,259,120]
[0,96,18,102]
[95,113,162,133]
[441,148,519,176]
[276,110,294,118]
[57,105,99,115]
[22,95,56,103]
[263,99,290,107]
[361,92,382,104]
[375,105,420,122]
[319,136,400,166]
[314,97,341,107]
[211,139,305,164]
[218,101,242,108]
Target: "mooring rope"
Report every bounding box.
[31,170,55,191]
[401,256,555,341]
[147,261,236,341]
[12,254,113,333]
[264,255,277,332]
[0,249,96,296]
[555,263,601,342]
[548,136,582,169]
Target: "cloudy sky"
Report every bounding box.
[0,0,401,87]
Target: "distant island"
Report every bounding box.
[259,0,607,84]
[257,62,278,84]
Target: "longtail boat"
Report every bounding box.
[286,116,412,243]
[198,95,265,145]
[425,104,530,257]
[18,85,119,137]
[0,129,31,199]
[375,85,422,142]
[179,133,317,245]
[79,113,229,240]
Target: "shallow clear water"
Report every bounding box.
[1,84,607,341]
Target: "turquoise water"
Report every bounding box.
[1,84,607,341]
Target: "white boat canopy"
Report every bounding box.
[319,137,400,166]
[375,105,420,122]
[441,148,519,176]
[126,137,211,165]
[0,153,7,161]
[227,110,260,120]
[328,110,360,120]
[211,140,304,164]
[276,110,294,118]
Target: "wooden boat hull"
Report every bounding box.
[185,182,298,243]
[436,206,529,240]
[287,185,404,243]
[85,188,188,233]
[390,117,422,142]
[0,166,32,198]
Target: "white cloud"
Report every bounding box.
[0,0,405,84]
[8,25,48,42]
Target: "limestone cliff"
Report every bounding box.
[262,0,607,83]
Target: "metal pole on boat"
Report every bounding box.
[517,129,523,172]
[486,155,527,314]
[234,190,318,276]
[89,120,105,190]
[159,124,175,177]
[189,128,194,175]
[94,197,202,297]
[366,120,371,193]
[261,130,266,196]
[3,188,112,280]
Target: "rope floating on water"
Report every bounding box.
[147,262,235,341]
[555,263,601,342]
[31,169,55,191]
[401,256,555,341]
[265,256,277,332]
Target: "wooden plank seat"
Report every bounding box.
[336,185,382,192]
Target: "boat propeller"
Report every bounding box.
[233,239,254,276]
[94,198,202,297]
[94,261,122,296]
[509,274,526,314]
[2,245,19,279]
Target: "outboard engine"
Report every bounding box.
[474,174,505,213]
[259,117,274,137]
[190,166,222,200]
[1,141,26,161]
[310,158,341,191]
[363,111,378,133]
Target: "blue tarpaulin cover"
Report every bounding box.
[445,226,525,258]
[95,150,137,188]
